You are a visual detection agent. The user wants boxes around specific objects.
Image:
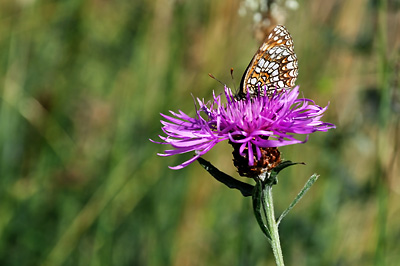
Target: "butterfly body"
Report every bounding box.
[238,25,298,99]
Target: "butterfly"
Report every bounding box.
[238,25,298,99]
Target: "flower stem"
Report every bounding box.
[262,184,285,266]
[252,181,272,241]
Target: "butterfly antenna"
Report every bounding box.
[230,68,238,92]
[208,73,226,87]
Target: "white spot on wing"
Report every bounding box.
[268,48,275,55]
[267,62,275,69]
[286,62,294,69]
[261,43,268,51]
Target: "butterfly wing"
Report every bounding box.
[239,25,298,98]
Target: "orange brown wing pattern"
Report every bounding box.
[238,25,298,98]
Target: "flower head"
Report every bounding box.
[152,86,335,174]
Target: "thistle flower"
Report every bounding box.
[152,86,335,176]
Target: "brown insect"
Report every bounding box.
[238,25,298,98]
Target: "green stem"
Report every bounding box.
[252,181,272,241]
[262,184,284,266]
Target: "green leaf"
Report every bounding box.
[270,161,305,179]
[277,173,319,226]
[197,157,254,197]
[262,161,305,186]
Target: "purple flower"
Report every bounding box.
[152,86,335,171]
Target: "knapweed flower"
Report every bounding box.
[152,86,335,176]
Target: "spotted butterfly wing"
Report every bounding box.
[238,25,298,98]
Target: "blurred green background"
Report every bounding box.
[0,0,399,265]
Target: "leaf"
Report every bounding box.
[277,173,319,226]
[197,157,254,197]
